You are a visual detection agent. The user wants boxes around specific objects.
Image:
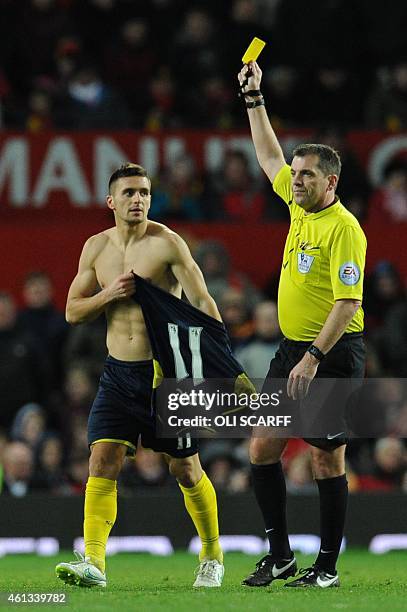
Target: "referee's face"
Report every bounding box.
[291,154,337,213]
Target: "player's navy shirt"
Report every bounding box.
[132,274,252,390]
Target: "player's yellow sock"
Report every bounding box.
[179,471,223,563]
[84,476,117,573]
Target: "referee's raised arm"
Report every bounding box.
[238,61,285,183]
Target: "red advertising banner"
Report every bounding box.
[1,130,407,210]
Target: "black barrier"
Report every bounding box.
[1,492,406,550]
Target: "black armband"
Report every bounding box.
[243,89,262,97]
[246,98,265,109]
[238,85,263,98]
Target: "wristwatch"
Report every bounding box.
[307,345,325,361]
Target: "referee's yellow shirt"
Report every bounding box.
[273,164,366,342]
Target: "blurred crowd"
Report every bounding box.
[0,0,406,133]
[1,1,407,223]
[0,255,406,497]
[146,135,407,224]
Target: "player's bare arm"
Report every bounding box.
[66,234,135,325]
[287,299,361,400]
[167,232,222,322]
[238,61,286,182]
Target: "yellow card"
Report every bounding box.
[242,37,266,64]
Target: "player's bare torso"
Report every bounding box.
[91,221,181,361]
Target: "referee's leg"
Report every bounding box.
[250,436,292,559]
[310,444,347,575]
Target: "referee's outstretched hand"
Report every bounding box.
[287,353,319,401]
[238,61,262,95]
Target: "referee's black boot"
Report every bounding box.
[285,565,340,588]
[242,554,297,587]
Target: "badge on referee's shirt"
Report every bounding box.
[297,252,315,274]
[339,262,360,285]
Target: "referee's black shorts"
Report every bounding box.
[263,333,366,450]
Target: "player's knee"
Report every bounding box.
[249,437,285,464]
[169,457,202,487]
[311,447,345,479]
[89,445,125,479]
[89,456,121,479]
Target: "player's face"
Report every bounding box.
[291,154,336,212]
[107,176,151,224]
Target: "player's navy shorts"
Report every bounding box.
[88,355,199,458]
[263,333,365,450]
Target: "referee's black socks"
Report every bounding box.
[250,462,292,559]
[315,474,348,574]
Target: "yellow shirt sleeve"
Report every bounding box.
[330,225,366,300]
[272,164,293,205]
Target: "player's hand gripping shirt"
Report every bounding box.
[273,165,367,341]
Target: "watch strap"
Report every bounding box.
[307,345,325,361]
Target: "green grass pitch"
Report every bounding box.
[0,551,405,611]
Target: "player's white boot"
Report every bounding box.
[56,551,107,588]
[193,559,224,587]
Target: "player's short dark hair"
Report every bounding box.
[108,163,151,193]
[292,143,342,178]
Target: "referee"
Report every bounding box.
[238,61,367,588]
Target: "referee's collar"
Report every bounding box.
[303,199,342,220]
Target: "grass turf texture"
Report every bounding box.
[0,551,405,611]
